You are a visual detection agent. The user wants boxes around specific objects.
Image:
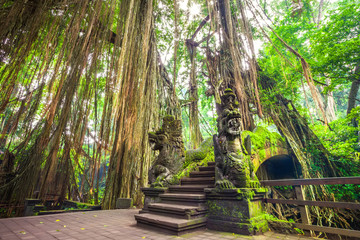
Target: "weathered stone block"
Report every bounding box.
[24,199,42,216]
[116,198,133,209]
[139,187,166,213]
[205,188,268,235]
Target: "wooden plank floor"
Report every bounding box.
[0,209,318,240]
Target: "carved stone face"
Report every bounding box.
[226,117,241,136]
[224,95,235,107]
[148,132,169,151]
[157,134,166,143]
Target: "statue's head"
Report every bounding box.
[221,89,239,109]
[148,131,168,151]
[225,113,242,136]
[162,115,175,132]
[171,120,182,137]
[157,132,168,146]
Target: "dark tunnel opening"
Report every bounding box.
[255,154,302,180]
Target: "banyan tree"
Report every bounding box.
[0,1,358,233]
[0,0,179,213]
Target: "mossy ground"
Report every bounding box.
[68,201,94,207]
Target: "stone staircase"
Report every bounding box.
[135,162,215,235]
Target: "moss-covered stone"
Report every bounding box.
[62,200,97,209]
[247,214,269,233]
[148,115,185,187]
[167,138,214,185]
[265,215,301,235]
[184,137,214,167]
[241,126,288,172]
[206,188,269,235]
[241,126,284,155]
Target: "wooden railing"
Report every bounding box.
[260,177,360,238]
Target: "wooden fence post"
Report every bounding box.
[294,185,313,236]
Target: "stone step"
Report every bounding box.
[198,166,215,172]
[159,193,206,204]
[190,171,215,178]
[181,176,215,185]
[136,161,216,234]
[147,202,207,219]
[168,185,211,193]
[135,213,207,235]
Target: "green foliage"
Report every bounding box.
[326,184,360,202]
[258,1,317,102]
[294,228,305,235]
[312,107,360,161]
[274,186,294,191]
[65,201,94,210]
[310,107,360,201]
[259,0,360,119]
[2,0,359,211]
[310,0,360,90]
[0,208,16,218]
[257,3,360,206]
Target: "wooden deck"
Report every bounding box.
[0,209,318,240]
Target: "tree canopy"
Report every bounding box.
[0,0,359,223]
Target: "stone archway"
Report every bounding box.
[242,127,302,181]
[255,154,302,181]
[251,146,289,174]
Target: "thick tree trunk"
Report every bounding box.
[0,0,108,210]
[323,79,337,122]
[102,0,159,209]
[185,15,209,149]
[187,44,203,149]
[347,66,360,115]
[173,0,179,98]
[215,0,258,131]
[260,73,337,178]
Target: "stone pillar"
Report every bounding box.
[139,187,166,213]
[24,199,42,216]
[116,198,133,209]
[205,188,268,235]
